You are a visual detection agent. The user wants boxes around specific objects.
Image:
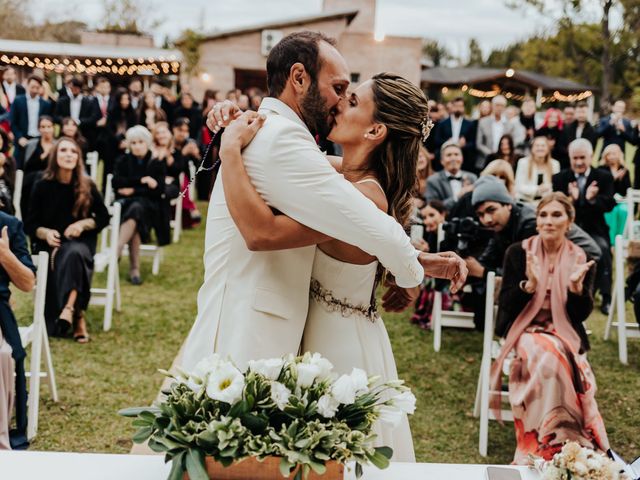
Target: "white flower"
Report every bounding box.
[541,465,564,480]
[331,374,357,405]
[296,363,321,388]
[192,354,223,380]
[308,353,334,381]
[317,394,339,418]
[248,358,284,381]
[205,362,245,404]
[390,390,416,415]
[270,382,291,410]
[349,368,369,394]
[377,405,403,427]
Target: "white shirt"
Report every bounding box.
[514,156,561,202]
[445,170,463,199]
[69,95,82,124]
[576,123,585,139]
[491,116,505,151]
[450,116,463,142]
[26,95,41,137]
[2,81,16,104]
[155,96,162,109]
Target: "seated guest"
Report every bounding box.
[108,88,138,161]
[535,108,568,168]
[480,159,516,196]
[114,126,169,285]
[519,98,537,146]
[172,118,202,226]
[137,92,166,131]
[25,137,109,342]
[416,144,431,203]
[514,136,560,203]
[486,134,517,168]
[493,192,609,464]
[433,97,476,172]
[599,143,631,245]
[564,102,596,148]
[552,138,616,314]
[151,121,184,200]
[173,93,202,140]
[21,116,55,220]
[425,141,477,211]
[0,130,15,216]
[0,210,35,449]
[60,117,89,160]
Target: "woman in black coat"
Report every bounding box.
[25,137,109,342]
[113,126,168,285]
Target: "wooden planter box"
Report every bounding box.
[184,456,345,480]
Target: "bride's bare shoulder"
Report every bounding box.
[354,179,388,213]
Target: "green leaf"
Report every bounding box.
[279,458,294,477]
[132,418,153,427]
[185,449,208,480]
[132,426,154,444]
[375,446,393,460]
[308,460,326,475]
[167,452,185,480]
[118,406,161,417]
[148,438,168,454]
[367,449,391,470]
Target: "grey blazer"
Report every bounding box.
[425,170,477,211]
[476,116,515,169]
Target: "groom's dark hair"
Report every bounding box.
[266,31,337,97]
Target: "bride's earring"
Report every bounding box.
[364,133,369,139]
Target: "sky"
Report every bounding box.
[29,0,621,60]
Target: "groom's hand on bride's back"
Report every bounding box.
[207,99,243,132]
[418,252,468,294]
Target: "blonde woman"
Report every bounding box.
[481,159,516,195]
[514,136,561,203]
[599,143,630,244]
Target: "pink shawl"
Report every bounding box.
[490,235,585,416]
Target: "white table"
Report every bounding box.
[0,451,539,479]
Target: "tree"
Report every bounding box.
[176,29,205,78]
[422,39,454,67]
[0,0,36,40]
[467,38,484,66]
[100,0,163,34]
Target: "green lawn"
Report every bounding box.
[10,202,640,463]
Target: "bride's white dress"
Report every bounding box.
[301,247,416,462]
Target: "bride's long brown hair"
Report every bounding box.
[42,137,93,218]
[370,73,430,228]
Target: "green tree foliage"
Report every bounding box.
[467,38,484,66]
[175,29,205,78]
[422,39,455,67]
[100,0,163,35]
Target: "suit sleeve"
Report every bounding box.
[10,99,25,141]
[476,120,492,156]
[588,172,615,213]
[10,218,36,273]
[251,127,423,288]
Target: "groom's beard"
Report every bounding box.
[301,85,332,138]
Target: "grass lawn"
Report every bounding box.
[10,202,640,463]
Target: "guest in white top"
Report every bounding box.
[514,136,561,203]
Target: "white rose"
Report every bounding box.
[377,405,403,427]
[248,358,284,381]
[349,368,369,394]
[296,363,321,388]
[390,390,416,415]
[308,353,334,381]
[270,382,291,410]
[317,394,339,418]
[206,362,245,404]
[542,465,563,480]
[331,374,357,405]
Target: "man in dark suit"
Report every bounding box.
[56,74,73,100]
[9,75,52,168]
[425,141,477,210]
[433,97,476,173]
[54,77,100,147]
[596,100,635,155]
[552,138,616,314]
[151,79,176,124]
[1,67,25,106]
[564,102,597,148]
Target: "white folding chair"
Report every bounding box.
[13,169,23,220]
[105,173,163,275]
[170,173,185,244]
[85,151,99,185]
[604,234,640,365]
[188,160,196,202]
[472,271,513,457]
[18,252,59,440]
[90,202,122,332]
[432,224,475,352]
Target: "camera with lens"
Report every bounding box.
[441,217,489,258]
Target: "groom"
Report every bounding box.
[181,31,467,370]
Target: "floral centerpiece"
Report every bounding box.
[120,352,416,480]
[529,442,631,480]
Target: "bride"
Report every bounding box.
[218,73,431,462]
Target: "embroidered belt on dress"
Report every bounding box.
[309,278,378,322]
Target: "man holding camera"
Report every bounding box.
[461,176,600,327]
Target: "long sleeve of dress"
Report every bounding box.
[89,183,110,232]
[495,243,534,338]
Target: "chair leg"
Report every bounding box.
[26,333,43,440]
[115,271,122,312]
[473,368,482,418]
[42,329,58,402]
[478,360,490,457]
[604,286,615,341]
[432,292,442,353]
[152,248,161,276]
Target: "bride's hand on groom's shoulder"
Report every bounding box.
[220,112,266,154]
[418,251,468,294]
[207,100,243,132]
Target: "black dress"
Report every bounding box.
[20,139,50,219]
[165,149,189,200]
[24,179,110,333]
[597,165,631,197]
[112,151,170,246]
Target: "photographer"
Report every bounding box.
[458,177,600,329]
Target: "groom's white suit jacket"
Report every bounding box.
[181,98,423,370]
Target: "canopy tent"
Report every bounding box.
[421,67,595,106]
